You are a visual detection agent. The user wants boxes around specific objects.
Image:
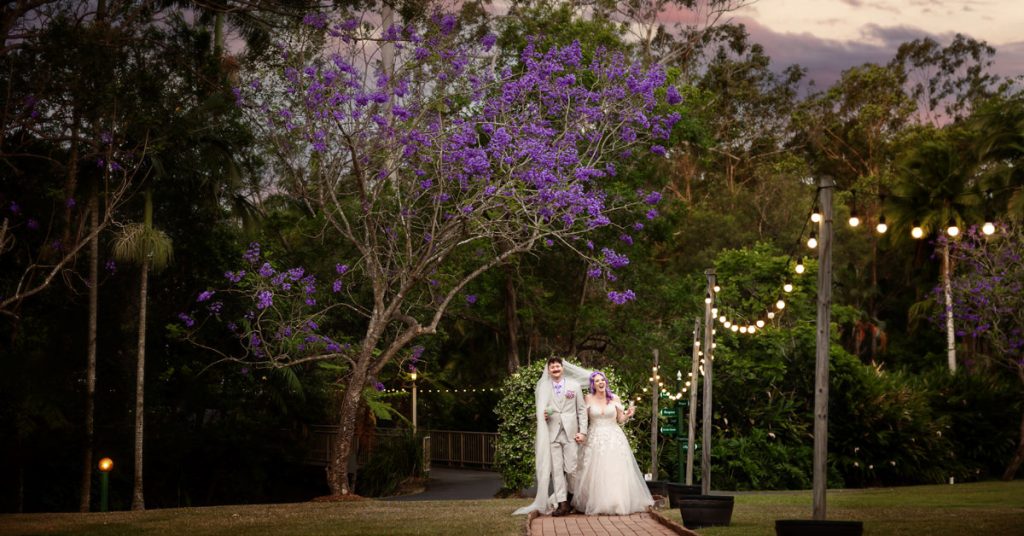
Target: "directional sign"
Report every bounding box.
[659,407,678,418]
[659,425,678,436]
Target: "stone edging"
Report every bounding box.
[647,508,702,536]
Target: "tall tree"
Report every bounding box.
[184,4,681,496]
[112,188,173,510]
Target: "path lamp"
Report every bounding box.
[98,457,113,512]
[410,370,418,434]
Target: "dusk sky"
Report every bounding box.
[724,0,1024,88]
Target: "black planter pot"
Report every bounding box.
[665,482,702,508]
[678,494,734,528]
[775,519,864,536]
[645,480,668,497]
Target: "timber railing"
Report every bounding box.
[304,426,497,470]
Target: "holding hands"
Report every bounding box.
[574,432,586,444]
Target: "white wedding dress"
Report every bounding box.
[572,399,654,515]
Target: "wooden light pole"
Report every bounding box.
[813,176,834,520]
[686,317,701,485]
[701,269,716,495]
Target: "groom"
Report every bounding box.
[544,356,588,517]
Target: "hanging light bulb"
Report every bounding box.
[756,319,765,328]
[807,231,818,249]
[946,219,960,237]
[711,307,718,316]
[739,326,748,334]
[911,221,924,239]
[982,221,996,235]
[783,283,793,293]
[767,311,776,319]
[795,257,805,274]
[748,325,756,333]
[719,315,727,323]
[713,284,721,293]
[731,324,739,332]
[776,299,786,310]
[811,206,822,223]
[704,293,712,304]
[876,214,888,234]
[849,211,860,227]
[723,320,732,328]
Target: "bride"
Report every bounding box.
[572,370,654,515]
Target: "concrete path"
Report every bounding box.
[387,467,503,501]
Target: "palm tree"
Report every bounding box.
[971,95,1024,220]
[113,187,173,510]
[889,127,983,373]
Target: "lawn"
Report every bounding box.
[1,480,1022,536]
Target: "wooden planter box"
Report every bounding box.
[679,494,734,529]
[664,482,701,508]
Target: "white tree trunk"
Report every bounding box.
[79,192,99,512]
[943,243,957,373]
[131,256,149,510]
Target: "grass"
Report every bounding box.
[1,480,1022,536]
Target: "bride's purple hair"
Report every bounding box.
[589,371,615,402]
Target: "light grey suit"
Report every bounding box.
[547,378,589,503]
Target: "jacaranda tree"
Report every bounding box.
[943,223,1024,479]
[181,5,681,496]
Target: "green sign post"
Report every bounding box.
[659,395,688,482]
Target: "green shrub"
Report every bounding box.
[355,430,424,497]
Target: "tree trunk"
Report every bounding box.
[942,242,956,373]
[79,191,99,512]
[131,254,149,510]
[1003,408,1024,480]
[504,268,520,374]
[326,371,365,495]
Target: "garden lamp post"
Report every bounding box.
[410,370,418,434]
[98,457,113,512]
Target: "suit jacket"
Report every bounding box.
[546,378,588,439]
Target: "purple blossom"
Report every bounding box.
[466,294,477,304]
[225,270,246,283]
[643,191,662,205]
[243,242,261,264]
[646,209,659,220]
[607,289,636,304]
[619,234,633,245]
[258,263,275,278]
[197,290,214,302]
[336,263,349,275]
[332,279,343,293]
[602,248,630,269]
[178,313,195,328]
[256,290,273,310]
[374,381,385,392]
[105,260,117,274]
[27,218,39,230]
[666,85,683,105]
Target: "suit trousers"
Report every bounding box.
[550,427,577,503]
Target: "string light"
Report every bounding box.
[767,311,775,319]
[731,324,739,332]
[982,221,996,235]
[876,214,888,234]
[756,319,765,328]
[704,293,712,304]
[783,283,793,293]
[811,206,821,223]
[807,231,818,249]
[795,258,805,274]
[911,221,924,239]
[713,285,721,293]
[946,219,960,237]
[776,299,786,310]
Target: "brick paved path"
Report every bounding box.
[527,511,698,536]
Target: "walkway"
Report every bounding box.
[387,467,503,501]
[528,511,698,536]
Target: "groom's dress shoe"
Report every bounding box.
[552,501,570,516]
